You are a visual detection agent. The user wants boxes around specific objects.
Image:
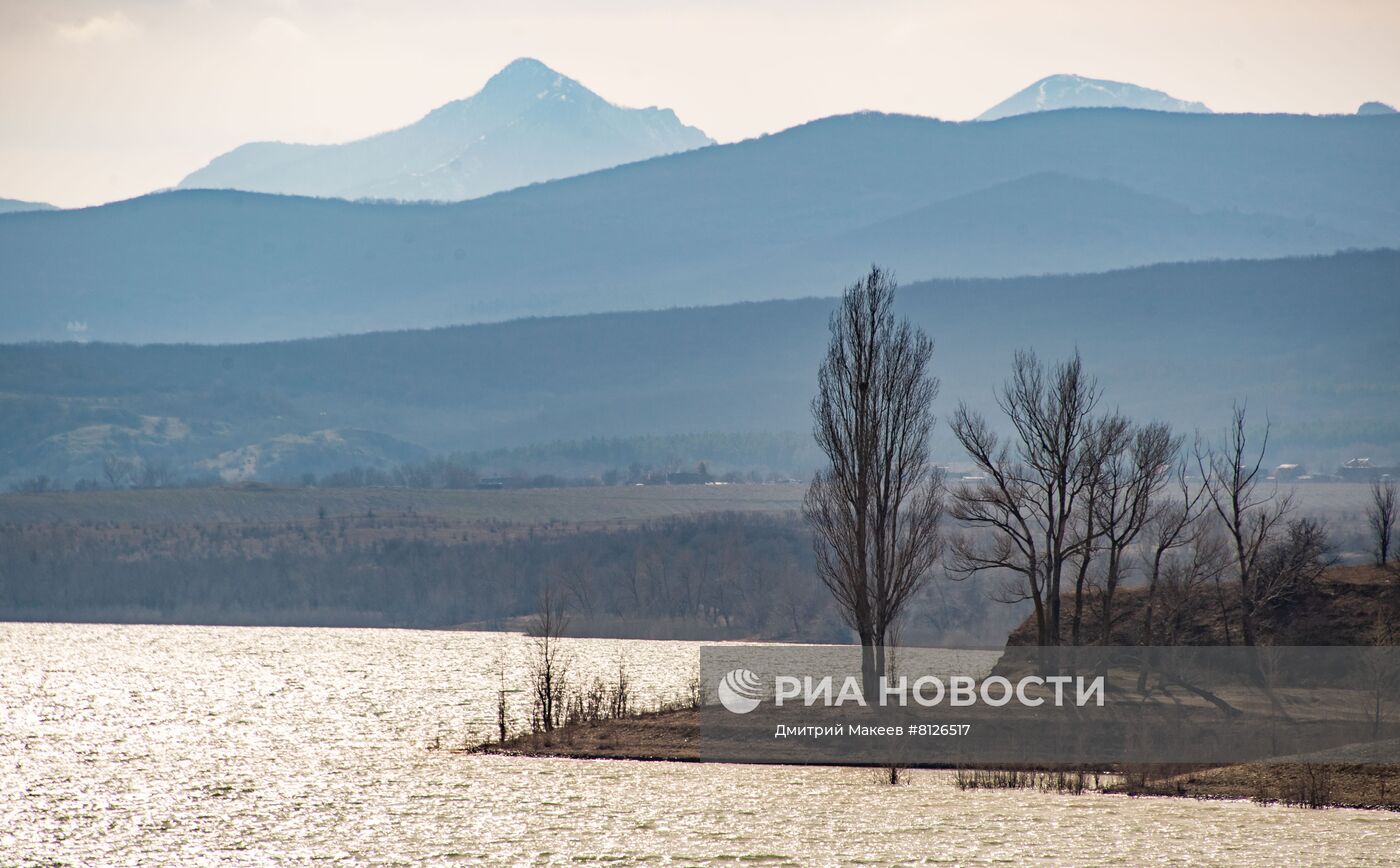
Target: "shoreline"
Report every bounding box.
[473,708,1400,812]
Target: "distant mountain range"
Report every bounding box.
[1358,101,1397,115]
[977,74,1210,121]
[176,58,712,202]
[2,108,1396,344]
[797,171,1352,280]
[1,251,1395,487]
[0,198,55,214]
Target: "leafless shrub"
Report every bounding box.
[528,583,570,732]
[495,655,512,742]
[1290,764,1336,809]
[953,766,1100,794]
[566,677,609,725]
[1197,404,1295,645]
[609,654,632,720]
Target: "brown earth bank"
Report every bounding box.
[479,566,1400,810]
[479,709,701,762]
[1006,563,1400,646]
[473,708,1400,811]
[1106,761,1400,810]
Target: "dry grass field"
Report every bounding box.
[0,480,1375,527]
[0,482,808,526]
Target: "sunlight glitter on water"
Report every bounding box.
[2,623,1397,865]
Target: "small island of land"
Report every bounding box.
[476,563,1400,811]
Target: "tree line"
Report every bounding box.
[0,513,826,636]
[804,267,1398,697]
[10,450,803,493]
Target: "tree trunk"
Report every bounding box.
[1136,553,1164,692]
[1240,599,1257,647]
[1031,585,1047,646]
[860,634,878,701]
[1099,549,1121,646]
[1072,553,1091,646]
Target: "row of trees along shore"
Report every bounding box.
[802,266,1398,698]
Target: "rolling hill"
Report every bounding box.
[1,110,1397,344]
[0,198,55,214]
[1,251,1395,487]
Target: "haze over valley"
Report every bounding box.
[5,13,1400,860]
[2,100,1396,344]
[2,251,1395,490]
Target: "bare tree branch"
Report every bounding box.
[804,266,945,695]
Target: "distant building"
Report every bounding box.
[665,463,712,486]
[666,471,707,485]
[1273,463,1305,481]
[1337,458,1397,481]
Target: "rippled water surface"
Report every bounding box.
[3,623,1397,865]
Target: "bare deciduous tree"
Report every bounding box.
[804,266,945,696]
[1359,612,1398,741]
[1197,404,1294,646]
[1368,478,1397,567]
[1092,420,1180,644]
[1135,462,1209,688]
[102,455,132,489]
[1068,415,1127,645]
[528,583,570,732]
[1157,528,1230,647]
[1251,517,1335,636]
[949,350,1101,645]
[494,653,512,742]
[137,458,175,489]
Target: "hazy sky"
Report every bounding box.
[3,0,1398,208]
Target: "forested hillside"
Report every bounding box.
[1,251,1395,487]
[3,251,1396,486]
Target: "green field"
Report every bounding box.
[0,483,808,526]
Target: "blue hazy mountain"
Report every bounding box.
[799,172,1354,279]
[176,58,712,202]
[3,109,1398,343]
[1,252,1394,487]
[1358,101,1397,115]
[978,74,1210,121]
[0,198,55,214]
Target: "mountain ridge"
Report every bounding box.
[799,171,1355,279]
[0,197,56,214]
[978,73,1211,121]
[176,57,712,202]
[4,109,1398,344]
